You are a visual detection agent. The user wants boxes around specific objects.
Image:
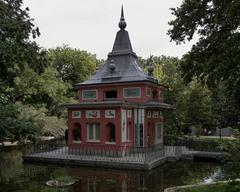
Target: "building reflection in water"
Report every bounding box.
[70,166,164,192]
[0,147,221,192]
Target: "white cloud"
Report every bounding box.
[24,0,195,59]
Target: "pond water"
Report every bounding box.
[0,147,224,192]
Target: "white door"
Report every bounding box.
[155,122,163,144]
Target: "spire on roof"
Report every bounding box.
[111,6,132,53]
[77,6,158,86]
[118,5,127,30]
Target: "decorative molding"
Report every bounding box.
[72,110,81,118]
[86,110,100,118]
[105,110,115,118]
[127,110,132,118]
[147,111,152,118]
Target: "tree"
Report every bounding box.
[143,55,215,135]
[185,80,214,130]
[47,46,97,91]
[0,103,40,144]
[168,0,240,126]
[17,104,67,137]
[23,66,72,116]
[0,0,71,142]
[0,0,47,92]
[220,137,240,182]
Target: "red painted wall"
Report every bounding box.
[67,81,165,150]
[68,108,135,150]
[144,111,164,146]
[78,83,164,103]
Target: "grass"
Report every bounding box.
[192,136,236,141]
[176,182,240,192]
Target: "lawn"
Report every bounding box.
[176,183,240,192]
[191,136,236,142]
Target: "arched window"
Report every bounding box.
[72,123,81,141]
[106,123,116,142]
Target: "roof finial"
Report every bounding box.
[118,5,127,30]
[109,59,116,73]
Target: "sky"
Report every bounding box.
[23,0,194,60]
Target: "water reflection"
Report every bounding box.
[0,147,223,192]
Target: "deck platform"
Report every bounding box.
[22,146,223,170]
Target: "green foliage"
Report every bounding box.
[0,0,72,118]
[168,0,240,127]
[220,137,240,182]
[0,103,40,143]
[25,66,72,116]
[41,116,66,137]
[47,45,97,89]
[17,104,66,137]
[0,1,96,141]
[3,65,72,116]
[0,102,66,143]
[143,55,215,135]
[0,0,47,93]
[185,80,214,128]
[192,136,235,142]
[176,182,240,192]
[212,83,240,128]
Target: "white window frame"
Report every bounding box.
[127,122,131,142]
[127,110,132,118]
[82,89,98,100]
[152,111,159,118]
[146,87,152,97]
[87,123,100,142]
[147,111,152,118]
[123,87,141,98]
[159,111,163,116]
[155,122,163,144]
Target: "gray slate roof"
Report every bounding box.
[76,7,158,86]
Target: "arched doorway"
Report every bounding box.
[106,123,116,143]
[72,123,81,141]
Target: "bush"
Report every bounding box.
[17,103,66,138]
[0,103,40,143]
[220,138,240,182]
[42,116,66,137]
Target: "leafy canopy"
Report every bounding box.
[0,103,40,142]
[142,56,214,135]
[168,0,240,126]
[0,0,47,86]
[47,45,97,89]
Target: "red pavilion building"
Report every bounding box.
[65,7,172,153]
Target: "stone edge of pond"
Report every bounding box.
[164,179,240,192]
